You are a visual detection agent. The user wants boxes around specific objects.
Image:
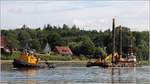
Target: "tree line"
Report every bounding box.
[1,24,149,61]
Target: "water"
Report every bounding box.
[1,63,150,84]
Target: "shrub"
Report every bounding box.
[1,51,21,60]
[38,54,72,61]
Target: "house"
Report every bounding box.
[54,46,73,55]
[0,36,11,53]
[0,36,7,48]
[43,43,51,53]
[0,36,18,52]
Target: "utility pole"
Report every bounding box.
[112,18,115,65]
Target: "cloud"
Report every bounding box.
[1,1,149,31]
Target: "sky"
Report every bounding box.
[1,0,149,31]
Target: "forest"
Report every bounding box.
[1,24,149,62]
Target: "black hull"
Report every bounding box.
[13,59,45,68]
[86,62,137,67]
[86,62,109,67]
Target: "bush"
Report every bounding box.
[38,54,72,61]
[1,51,88,61]
[78,55,87,60]
[139,60,149,65]
[1,51,21,60]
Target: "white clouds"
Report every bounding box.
[1,1,149,31]
[65,1,149,31]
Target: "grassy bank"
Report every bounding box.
[37,53,88,61]
[1,51,21,60]
[138,60,149,65]
[1,51,89,61]
[1,51,149,65]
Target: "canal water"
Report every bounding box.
[0,63,150,84]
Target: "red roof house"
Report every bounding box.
[0,36,7,48]
[54,46,73,55]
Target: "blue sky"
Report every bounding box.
[1,0,149,31]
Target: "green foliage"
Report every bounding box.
[78,55,88,60]
[1,24,149,61]
[1,51,21,60]
[47,32,61,49]
[136,40,149,61]
[80,38,95,56]
[5,31,19,48]
[94,47,107,59]
[93,34,104,47]
[69,42,81,55]
[30,39,41,52]
[38,54,72,61]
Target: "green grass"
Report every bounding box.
[139,60,149,65]
[2,52,149,64]
[36,53,90,61]
[1,51,89,61]
[1,51,21,60]
[38,54,73,61]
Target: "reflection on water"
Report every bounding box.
[111,67,136,83]
[0,63,150,84]
[18,68,38,77]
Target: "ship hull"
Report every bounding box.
[13,59,45,68]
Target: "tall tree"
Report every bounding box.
[47,32,61,49]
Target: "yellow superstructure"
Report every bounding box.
[105,53,118,63]
[19,53,39,64]
[96,53,119,66]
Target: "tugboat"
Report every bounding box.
[13,50,46,68]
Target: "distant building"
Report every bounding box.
[0,36,7,48]
[0,36,11,53]
[43,43,51,53]
[54,46,73,55]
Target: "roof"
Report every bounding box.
[0,36,7,48]
[54,46,73,55]
[43,43,51,53]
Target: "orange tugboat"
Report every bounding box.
[13,50,45,68]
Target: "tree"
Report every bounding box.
[136,40,149,61]
[47,32,61,49]
[79,38,95,56]
[1,24,149,62]
[93,34,104,47]
[17,30,31,49]
[30,39,41,52]
[69,42,81,55]
[62,24,69,30]
[103,29,112,54]
[94,47,107,59]
[72,25,77,30]
[37,30,48,49]
[44,24,53,31]
[6,31,19,48]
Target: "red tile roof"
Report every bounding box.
[54,46,73,55]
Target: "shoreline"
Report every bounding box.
[1,60,149,65]
[0,60,88,64]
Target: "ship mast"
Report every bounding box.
[119,25,122,60]
[112,18,115,65]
